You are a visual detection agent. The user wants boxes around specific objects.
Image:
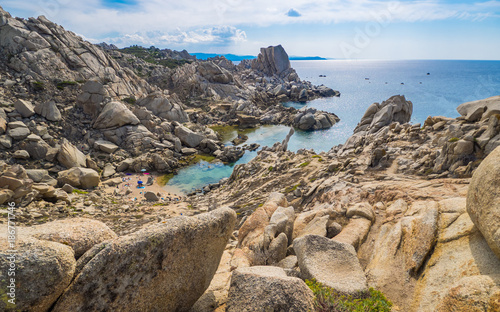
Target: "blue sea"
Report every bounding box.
[285,59,500,151]
[166,60,500,193]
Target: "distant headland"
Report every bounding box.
[193,52,328,61]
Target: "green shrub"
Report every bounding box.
[284,184,299,194]
[306,279,392,312]
[56,80,78,90]
[299,161,311,168]
[122,97,136,105]
[268,166,274,172]
[32,81,45,91]
[72,189,88,194]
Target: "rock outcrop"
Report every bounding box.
[57,138,87,168]
[292,107,339,130]
[20,218,118,259]
[467,146,500,259]
[175,125,206,148]
[294,235,368,294]
[353,95,412,134]
[226,266,315,312]
[137,92,189,123]
[52,207,236,312]
[57,167,100,189]
[0,235,76,312]
[0,6,151,97]
[457,95,500,122]
[251,45,291,78]
[93,101,140,129]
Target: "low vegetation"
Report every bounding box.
[56,80,78,89]
[72,189,88,194]
[306,279,392,312]
[299,161,311,168]
[118,45,193,69]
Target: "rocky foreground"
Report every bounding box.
[1,5,500,312]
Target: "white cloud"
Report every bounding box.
[1,0,499,46]
[94,26,246,48]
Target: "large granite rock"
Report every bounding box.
[365,200,440,308]
[0,235,76,312]
[467,146,500,259]
[411,199,500,311]
[94,139,119,153]
[0,6,150,98]
[174,125,205,148]
[93,101,140,129]
[251,45,291,77]
[57,138,87,168]
[21,218,117,259]
[76,80,108,117]
[52,207,236,312]
[137,92,189,122]
[294,235,368,294]
[57,167,100,189]
[353,95,413,134]
[293,107,339,130]
[197,62,233,84]
[34,100,62,121]
[457,95,500,121]
[238,192,287,250]
[226,266,315,312]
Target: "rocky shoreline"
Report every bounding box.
[1,5,500,312]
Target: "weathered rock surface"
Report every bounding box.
[238,192,287,251]
[93,101,140,129]
[57,167,100,189]
[53,207,236,312]
[57,138,87,168]
[137,92,189,123]
[94,139,119,153]
[411,216,500,311]
[175,125,205,148]
[226,266,314,312]
[251,45,291,77]
[34,100,62,121]
[14,99,35,118]
[0,235,76,312]
[467,146,500,259]
[457,95,500,121]
[0,6,150,97]
[7,121,30,140]
[292,107,339,130]
[20,218,117,259]
[294,234,368,294]
[354,95,412,134]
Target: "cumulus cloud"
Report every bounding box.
[98,26,246,48]
[286,8,301,17]
[1,0,498,46]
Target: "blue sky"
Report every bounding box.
[1,0,500,59]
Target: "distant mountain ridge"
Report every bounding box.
[193,53,328,61]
